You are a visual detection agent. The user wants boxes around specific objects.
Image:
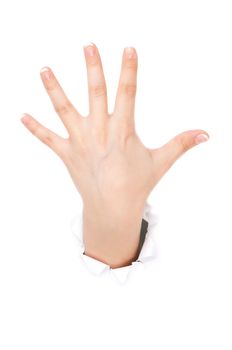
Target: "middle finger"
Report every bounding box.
[83,43,108,123]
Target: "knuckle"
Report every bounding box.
[41,134,54,148]
[42,133,53,146]
[33,127,52,146]
[89,84,107,98]
[54,101,73,116]
[45,80,57,92]
[119,83,137,97]
[87,55,99,67]
[125,59,137,71]
[118,131,134,149]
[178,137,189,152]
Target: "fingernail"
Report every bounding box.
[83,42,95,56]
[125,47,136,59]
[21,113,30,123]
[195,133,209,145]
[40,67,52,81]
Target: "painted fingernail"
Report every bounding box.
[125,47,136,59]
[84,42,95,56]
[195,133,209,145]
[40,67,52,81]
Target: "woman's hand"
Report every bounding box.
[21,43,209,268]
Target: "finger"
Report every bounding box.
[113,47,138,129]
[151,129,210,174]
[40,67,81,134]
[83,42,108,122]
[20,113,69,158]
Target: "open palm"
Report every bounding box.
[21,43,209,267]
[21,43,209,209]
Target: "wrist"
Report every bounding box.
[82,201,146,268]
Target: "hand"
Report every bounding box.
[21,43,209,268]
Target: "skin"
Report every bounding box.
[21,43,209,268]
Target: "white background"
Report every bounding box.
[0,0,231,349]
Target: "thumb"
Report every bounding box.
[153,129,210,173]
